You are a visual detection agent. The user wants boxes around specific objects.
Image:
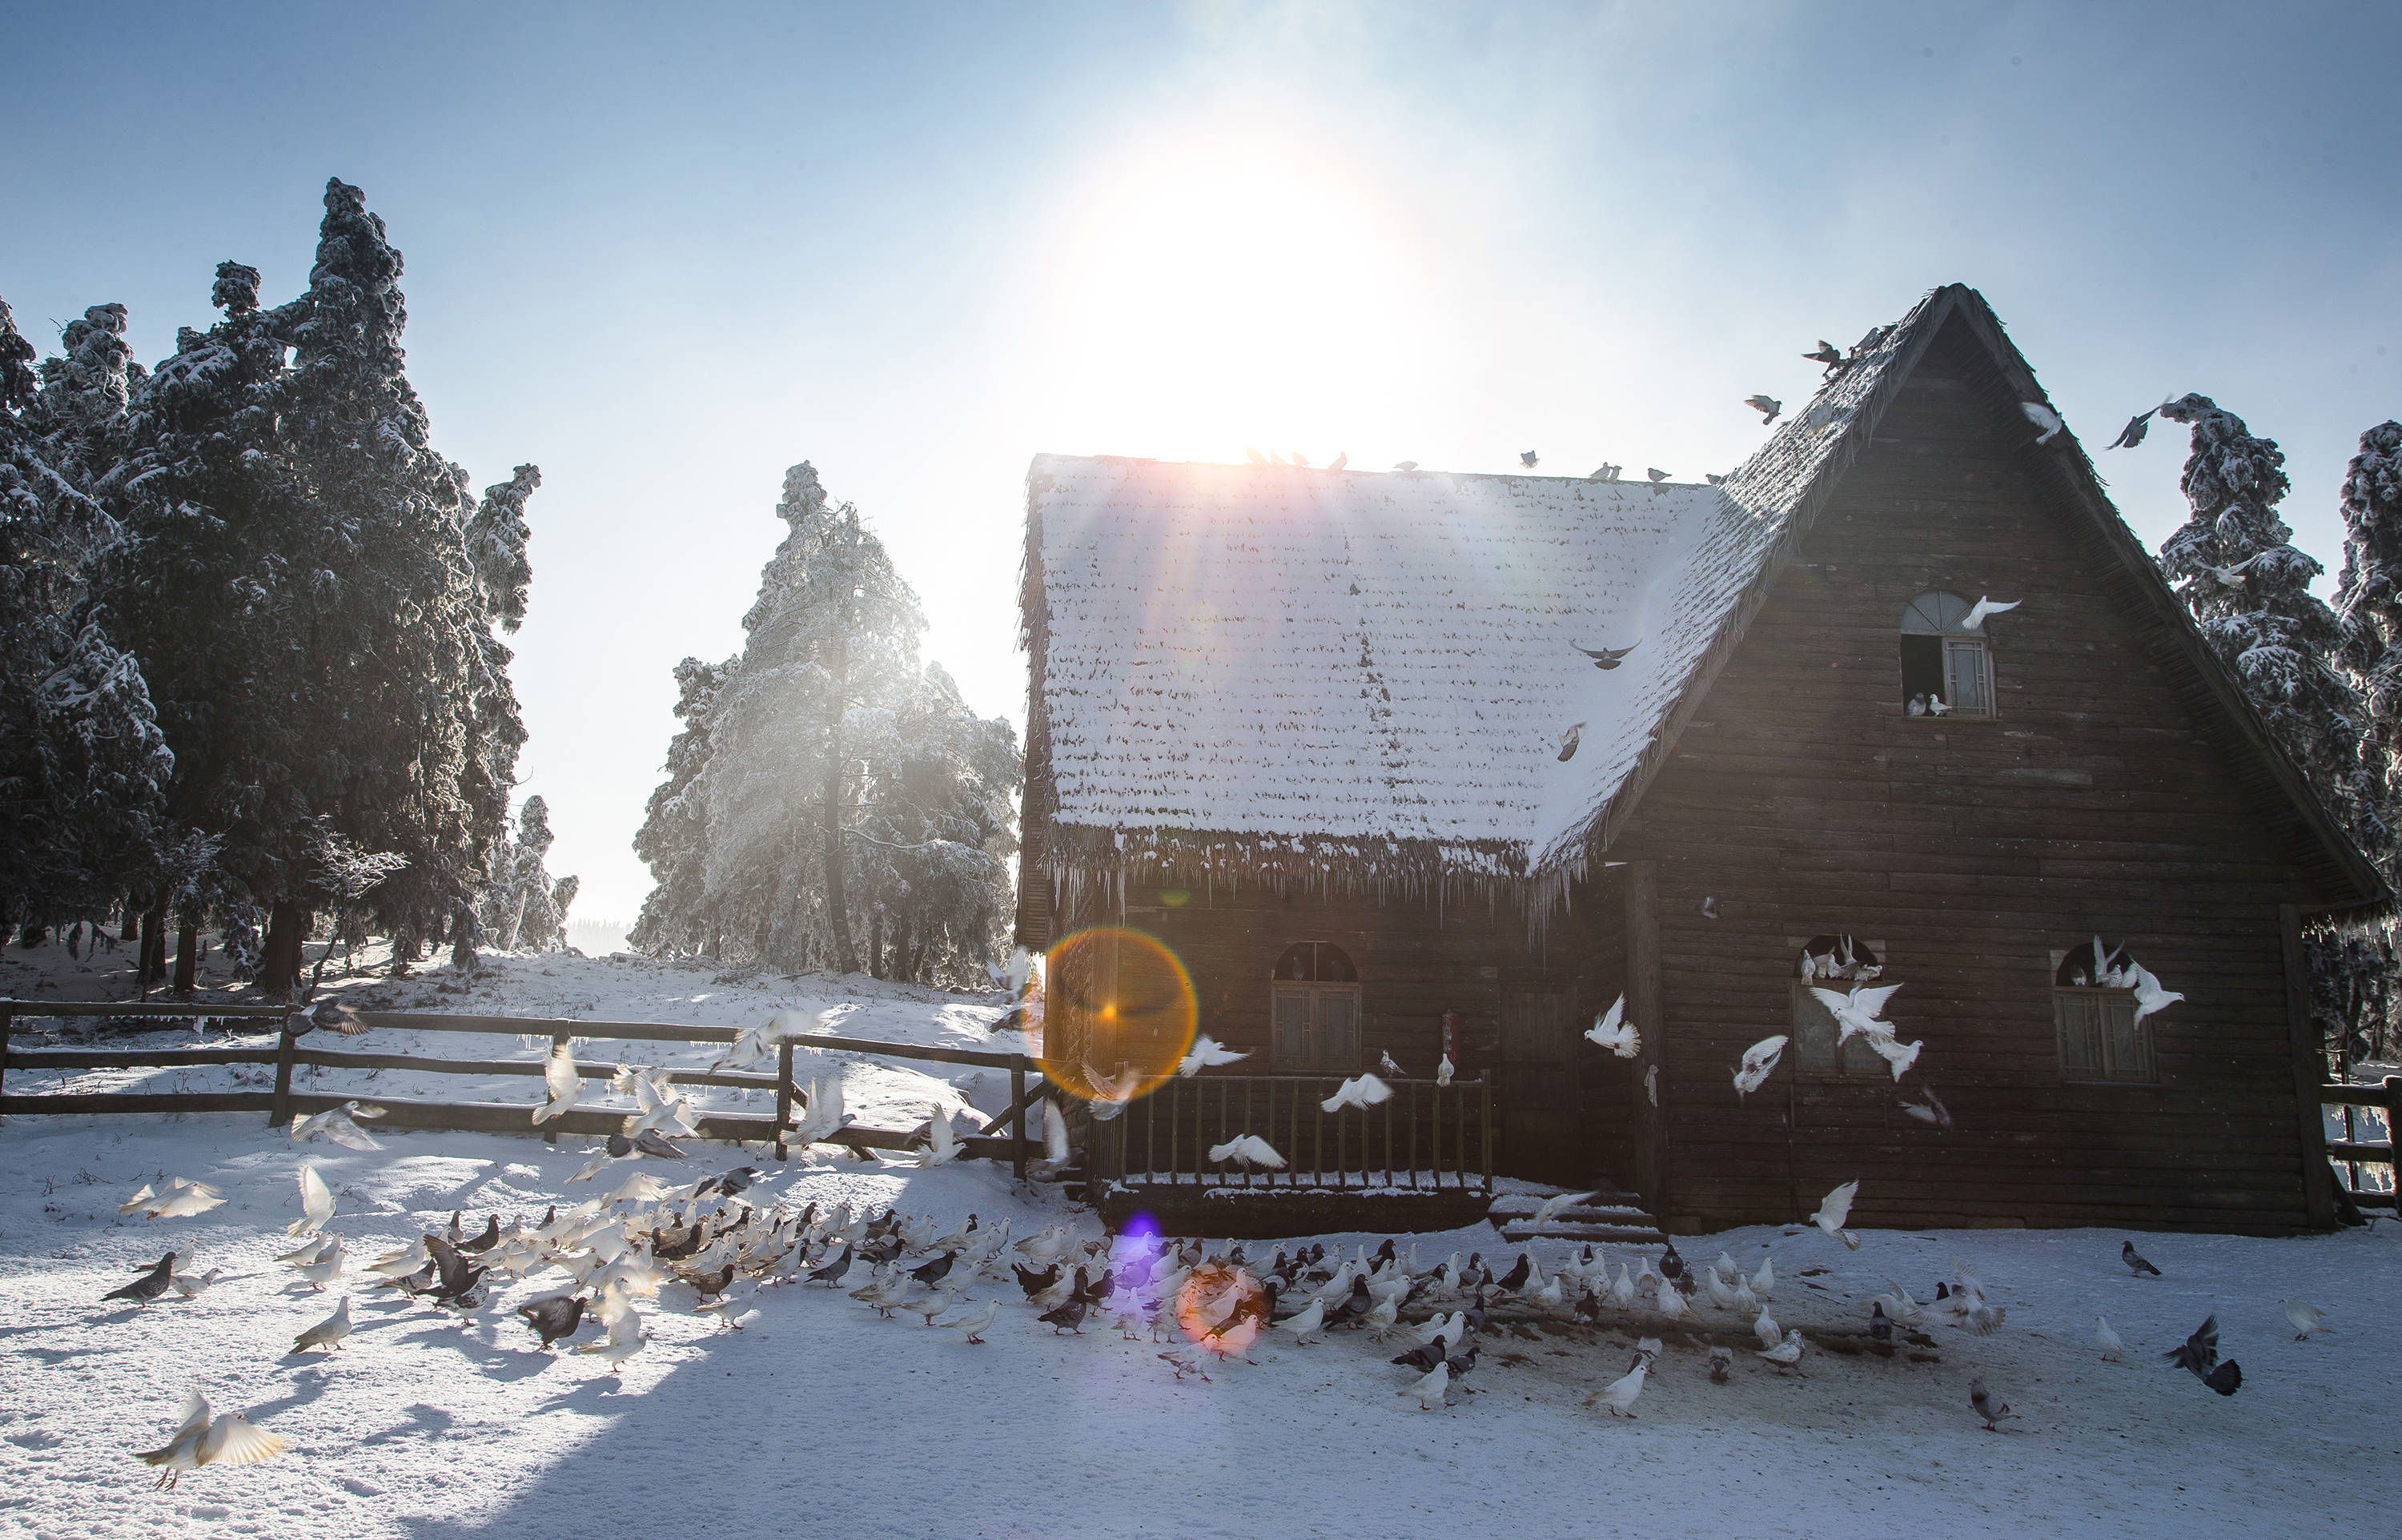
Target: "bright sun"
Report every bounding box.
[1019,125,1443,465]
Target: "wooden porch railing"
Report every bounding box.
[1090,1073,1493,1193]
[2323,1074,2400,1212]
[0,1000,1038,1177]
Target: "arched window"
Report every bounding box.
[1271,943,1360,1071]
[2052,939,2156,1083]
[1898,591,1994,718]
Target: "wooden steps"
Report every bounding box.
[1488,1187,1665,1245]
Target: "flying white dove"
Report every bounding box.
[916,1105,960,1167]
[287,1164,335,1237]
[1809,982,1905,1045]
[146,1178,227,1220]
[1530,1190,1597,1228]
[1744,394,1782,424]
[534,1041,583,1124]
[135,1390,291,1490]
[1320,1074,1392,1114]
[788,1074,853,1149]
[1900,1085,1953,1129]
[1811,1180,1862,1249]
[576,1300,647,1367]
[1177,1035,1248,1076]
[2020,401,2064,443]
[2096,1314,2126,1362]
[1042,1098,1071,1165]
[1209,1134,1286,1170]
[1861,1032,1923,1081]
[120,1183,158,1216]
[289,1101,386,1151]
[1585,995,1638,1058]
[2130,965,2183,1025]
[1733,1035,1786,1097]
[1960,596,2021,631]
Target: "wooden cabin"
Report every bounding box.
[1013,284,2383,1237]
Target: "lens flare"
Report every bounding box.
[1036,927,1198,1105]
[1175,1261,1266,1354]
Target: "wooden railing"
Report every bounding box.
[2323,1074,2400,1212]
[0,1000,1038,1177]
[1089,1073,1492,1193]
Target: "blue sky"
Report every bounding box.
[6,2,2396,922]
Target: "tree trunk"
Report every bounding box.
[173,922,199,997]
[823,759,859,974]
[451,904,480,972]
[260,900,308,1001]
[870,909,885,979]
[139,900,167,994]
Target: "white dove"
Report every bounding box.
[1176,1035,1249,1076]
[1653,1274,1688,1319]
[1436,1053,1454,1087]
[291,1295,352,1353]
[1757,1328,1805,1370]
[2130,965,2183,1025]
[1749,1255,1774,1299]
[1809,982,1906,1045]
[1400,1361,1450,1410]
[2281,1300,2331,1339]
[1585,996,1639,1058]
[147,1178,227,1220]
[171,1266,225,1298]
[2096,1314,2126,1362]
[1209,1134,1285,1170]
[292,1237,345,1290]
[1811,1180,1862,1249]
[916,1105,961,1167]
[625,1072,700,1141]
[1320,1074,1392,1113]
[1606,1263,1637,1309]
[2020,401,2063,443]
[135,1390,291,1489]
[120,1183,158,1216]
[287,1164,335,1237]
[289,1101,386,1151]
[1861,1032,1923,1081]
[1042,1098,1071,1165]
[534,1041,584,1124]
[576,1301,647,1366]
[1530,1189,1597,1227]
[1275,1297,1327,1343]
[942,1298,998,1343]
[1961,596,2021,631]
[1753,1306,1782,1350]
[1705,1268,1743,1312]
[1733,1036,1787,1097]
[1584,1355,1649,1416]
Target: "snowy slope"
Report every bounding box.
[2,952,2396,1538]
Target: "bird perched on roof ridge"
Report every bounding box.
[1705,472,1725,486]
[1646,467,1669,483]
[1392,460,1418,472]
[1805,339,1844,369]
[1289,451,1311,467]
[1573,640,1639,671]
[1520,450,1539,468]
[2020,402,2064,443]
[1556,721,1585,762]
[1585,995,1637,1058]
[134,1390,291,1489]
[1328,451,1347,471]
[1744,395,1781,425]
[1245,447,1266,464]
[1320,1074,1392,1114]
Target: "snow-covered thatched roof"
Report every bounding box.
[1022,301,1924,907]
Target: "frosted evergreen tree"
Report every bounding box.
[630,656,733,956]
[0,295,174,933]
[2158,394,2389,1060]
[694,463,924,974]
[2333,419,2402,1061]
[477,795,577,952]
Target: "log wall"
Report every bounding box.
[1613,315,2329,1234]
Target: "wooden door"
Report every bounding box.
[1500,988,1582,1184]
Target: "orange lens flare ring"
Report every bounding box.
[1034,926,1198,1105]
[1175,1263,1266,1353]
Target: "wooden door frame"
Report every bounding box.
[1624,860,1671,1225]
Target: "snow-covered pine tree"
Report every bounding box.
[0,295,174,935]
[693,463,925,975]
[630,655,733,957]
[2157,394,2392,1060]
[2334,419,2402,1061]
[852,663,1021,983]
[476,795,576,952]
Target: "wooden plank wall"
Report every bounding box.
[1614,315,2328,1235]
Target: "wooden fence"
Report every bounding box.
[0,1000,1040,1177]
[2323,1074,2400,1213]
[1090,1073,1493,1193]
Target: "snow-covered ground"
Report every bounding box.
[2,950,2396,1538]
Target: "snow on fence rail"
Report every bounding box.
[2322,1074,2400,1212]
[0,1000,1041,1178]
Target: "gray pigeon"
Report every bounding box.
[1520,450,1539,468]
[1573,640,1639,671]
[2122,1240,2161,1277]
[2107,409,2156,450]
[105,1253,178,1305]
[517,1293,588,1349]
[1970,1377,2014,1430]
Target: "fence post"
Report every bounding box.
[1010,1053,1028,1182]
[268,1014,299,1129]
[1480,1078,1495,1193]
[544,1029,571,1145]
[0,1003,13,1117]
[774,1041,796,1161]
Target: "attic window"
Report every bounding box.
[1898,592,1994,718]
[1271,943,1360,1072]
